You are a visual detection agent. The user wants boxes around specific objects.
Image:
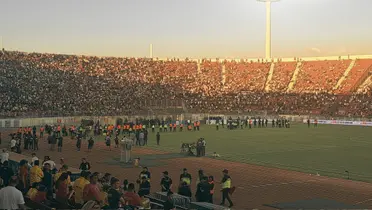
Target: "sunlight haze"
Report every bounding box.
[1,0,371,58]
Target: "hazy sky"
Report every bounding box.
[1,0,372,58]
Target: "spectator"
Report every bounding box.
[163,191,176,210]
[26,182,39,200]
[10,138,17,152]
[123,183,141,206]
[100,173,111,187]
[160,171,173,192]
[0,149,9,164]
[121,179,129,192]
[220,169,233,208]
[0,161,15,186]
[29,160,43,186]
[178,181,192,198]
[139,167,151,181]
[42,156,56,171]
[18,159,29,191]
[107,177,125,209]
[139,191,151,209]
[0,176,26,210]
[138,176,151,196]
[42,163,53,198]
[55,172,70,205]
[195,176,210,202]
[79,158,91,171]
[180,168,192,186]
[73,171,91,207]
[100,184,110,208]
[32,185,48,203]
[88,137,94,152]
[208,176,215,203]
[31,153,38,166]
[83,172,103,206]
[54,165,71,185]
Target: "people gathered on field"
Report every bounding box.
[0,50,371,118]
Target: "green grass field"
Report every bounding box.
[96,123,372,182]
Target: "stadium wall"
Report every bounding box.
[0,114,371,128]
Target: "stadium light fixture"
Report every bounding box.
[257,0,280,59]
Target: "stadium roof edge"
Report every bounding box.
[5,50,372,63]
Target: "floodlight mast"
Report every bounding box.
[257,0,279,60]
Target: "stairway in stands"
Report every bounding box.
[264,62,275,92]
[333,59,356,91]
[286,62,302,92]
[357,74,372,93]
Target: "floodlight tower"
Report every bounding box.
[149,44,153,58]
[257,0,280,60]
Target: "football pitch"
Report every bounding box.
[126,123,372,182]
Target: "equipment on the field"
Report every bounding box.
[181,143,196,156]
[145,192,191,209]
[120,137,133,163]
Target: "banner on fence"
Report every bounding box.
[303,119,372,127]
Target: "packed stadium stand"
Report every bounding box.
[292,60,351,93]
[0,51,371,118]
[268,61,297,92]
[224,61,271,92]
[336,59,372,94]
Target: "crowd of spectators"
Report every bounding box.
[293,60,351,93]
[337,59,372,94]
[0,152,153,209]
[0,149,234,210]
[0,51,371,118]
[268,62,297,92]
[224,61,271,92]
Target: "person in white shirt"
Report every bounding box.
[0,149,9,164]
[31,153,39,166]
[9,138,18,153]
[43,156,56,170]
[10,139,17,149]
[0,176,25,210]
[139,132,144,145]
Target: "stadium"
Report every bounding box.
[0,0,372,210]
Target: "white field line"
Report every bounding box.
[355,198,372,205]
[248,179,318,188]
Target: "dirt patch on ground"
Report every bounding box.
[3,129,372,209]
[92,141,168,155]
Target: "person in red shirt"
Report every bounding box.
[83,173,102,206]
[39,127,45,139]
[32,185,47,203]
[55,172,70,208]
[123,183,141,206]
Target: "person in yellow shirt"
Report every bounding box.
[30,160,44,186]
[54,165,71,185]
[26,183,39,200]
[220,169,233,208]
[100,184,110,208]
[73,171,91,207]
